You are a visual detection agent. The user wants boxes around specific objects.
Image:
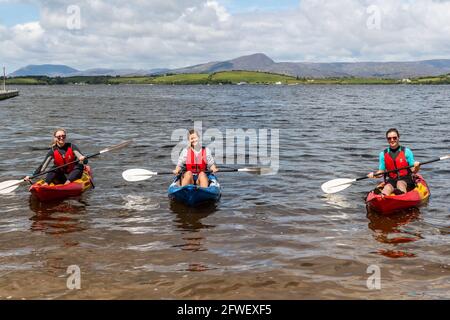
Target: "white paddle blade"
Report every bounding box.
[321,178,355,194]
[122,169,157,182]
[440,155,450,161]
[0,180,23,194]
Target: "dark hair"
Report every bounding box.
[188,129,200,137]
[187,129,200,148]
[385,128,400,138]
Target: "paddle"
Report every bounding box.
[122,167,266,182]
[0,140,132,194]
[321,154,450,194]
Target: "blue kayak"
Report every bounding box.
[168,174,221,206]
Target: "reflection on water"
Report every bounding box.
[323,193,356,209]
[170,200,217,231]
[367,207,422,258]
[122,194,160,211]
[169,198,219,215]
[170,202,216,264]
[28,196,87,235]
[185,263,216,272]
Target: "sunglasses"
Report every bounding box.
[55,135,66,139]
[387,136,398,141]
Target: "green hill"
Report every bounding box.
[5,71,450,85]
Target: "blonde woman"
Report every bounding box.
[173,129,218,187]
[25,129,87,186]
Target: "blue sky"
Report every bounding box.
[222,0,300,13]
[0,2,40,27]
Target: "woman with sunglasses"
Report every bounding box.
[367,128,420,195]
[24,129,87,186]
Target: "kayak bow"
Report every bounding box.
[365,174,430,215]
[168,174,221,207]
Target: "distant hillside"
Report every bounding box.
[10,64,79,77]
[172,53,450,79]
[173,53,275,74]
[70,68,170,76]
[10,54,450,79]
[10,65,170,77]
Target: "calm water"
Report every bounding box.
[0,85,449,299]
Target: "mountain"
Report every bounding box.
[147,68,171,75]
[72,68,171,76]
[10,54,450,79]
[171,54,450,79]
[172,53,275,74]
[10,64,79,77]
[71,68,148,77]
[10,65,171,77]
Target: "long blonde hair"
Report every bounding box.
[51,128,67,147]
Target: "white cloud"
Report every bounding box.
[1,0,450,71]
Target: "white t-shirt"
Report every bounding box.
[177,147,215,169]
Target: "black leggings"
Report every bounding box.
[385,175,416,190]
[45,165,84,184]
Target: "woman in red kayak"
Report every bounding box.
[173,129,218,187]
[25,129,87,186]
[368,128,420,195]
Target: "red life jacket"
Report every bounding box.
[53,144,75,173]
[384,146,411,179]
[186,147,207,174]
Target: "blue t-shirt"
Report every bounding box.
[379,147,415,171]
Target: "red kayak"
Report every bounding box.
[29,166,94,202]
[365,174,430,215]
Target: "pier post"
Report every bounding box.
[2,67,5,92]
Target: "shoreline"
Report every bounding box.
[6,70,450,86]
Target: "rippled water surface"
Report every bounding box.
[0,85,449,299]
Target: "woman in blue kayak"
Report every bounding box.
[24,129,87,186]
[173,129,218,187]
[368,128,420,195]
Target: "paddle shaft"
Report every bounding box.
[154,170,223,176]
[355,156,443,182]
[27,151,100,180]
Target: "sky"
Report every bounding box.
[1,0,450,72]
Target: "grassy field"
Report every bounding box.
[307,77,397,85]
[6,77,48,85]
[4,71,450,85]
[107,76,155,84]
[412,75,450,84]
[151,73,210,84]
[209,71,298,84]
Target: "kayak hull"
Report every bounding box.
[29,166,93,202]
[168,174,221,207]
[365,174,430,215]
